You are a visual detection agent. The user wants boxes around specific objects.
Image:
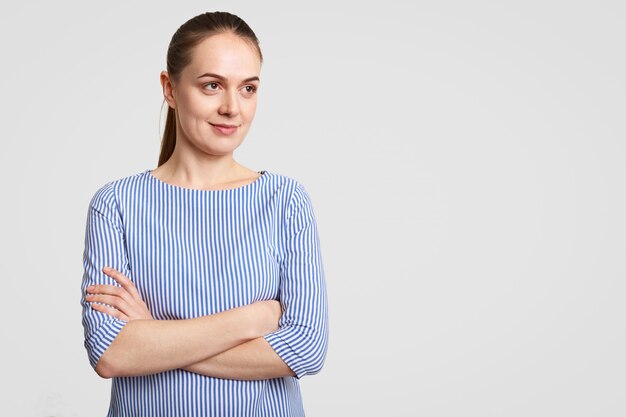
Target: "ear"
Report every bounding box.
[160,71,176,109]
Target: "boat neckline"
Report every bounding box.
[144,169,268,192]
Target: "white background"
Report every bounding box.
[0,1,624,416]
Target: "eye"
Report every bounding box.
[203,82,220,91]
[241,85,257,96]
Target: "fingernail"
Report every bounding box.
[86,285,94,291]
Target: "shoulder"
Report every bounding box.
[262,170,312,201]
[261,170,299,189]
[87,170,147,213]
[262,171,317,218]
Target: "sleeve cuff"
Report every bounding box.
[263,331,307,379]
[85,318,128,369]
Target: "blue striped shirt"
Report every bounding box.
[80,169,329,417]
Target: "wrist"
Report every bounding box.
[234,302,268,340]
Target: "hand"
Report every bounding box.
[86,266,153,321]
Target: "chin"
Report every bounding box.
[203,143,243,156]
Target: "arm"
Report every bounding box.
[183,337,296,380]
[81,183,279,378]
[89,267,291,380]
[95,300,278,378]
[264,182,329,378]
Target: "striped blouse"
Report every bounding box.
[80,169,329,417]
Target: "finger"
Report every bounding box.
[87,294,131,314]
[102,267,142,299]
[86,284,127,298]
[87,283,135,307]
[91,302,129,321]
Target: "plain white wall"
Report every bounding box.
[0,0,624,416]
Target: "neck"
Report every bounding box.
[156,142,244,188]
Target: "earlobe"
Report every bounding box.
[160,71,176,109]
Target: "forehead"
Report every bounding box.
[185,32,261,80]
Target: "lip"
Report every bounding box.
[209,122,239,136]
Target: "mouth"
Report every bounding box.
[209,122,239,136]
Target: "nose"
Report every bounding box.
[218,89,240,117]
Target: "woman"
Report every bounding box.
[80,11,328,417]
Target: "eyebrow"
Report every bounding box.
[197,72,260,83]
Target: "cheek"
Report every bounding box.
[242,100,258,120]
[179,92,213,118]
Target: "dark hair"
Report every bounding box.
[158,11,263,166]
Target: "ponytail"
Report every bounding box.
[158,104,177,166]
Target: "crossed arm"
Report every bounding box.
[86,267,295,380]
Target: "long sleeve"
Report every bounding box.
[264,182,329,379]
[80,182,130,369]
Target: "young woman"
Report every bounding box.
[80,11,328,416]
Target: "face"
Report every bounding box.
[161,32,261,157]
